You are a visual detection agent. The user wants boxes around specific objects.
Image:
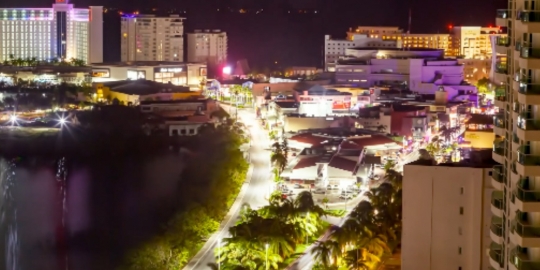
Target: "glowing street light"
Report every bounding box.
[265,243,269,270]
[9,115,17,123]
[218,238,221,270]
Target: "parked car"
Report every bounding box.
[293,184,303,189]
[339,194,352,200]
[312,188,326,194]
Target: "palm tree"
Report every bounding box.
[311,240,341,268]
[356,228,391,259]
[343,248,380,270]
[384,169,402,191]
[271,151,287,173]
[294,191,317,212]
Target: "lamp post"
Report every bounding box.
[306,212,309,245]
[265,243,269,270]
[218,239,221,270]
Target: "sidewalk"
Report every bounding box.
[182,164,254,270]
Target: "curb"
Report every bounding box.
[182,163,255,270]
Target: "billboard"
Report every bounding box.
[332,96,351,110]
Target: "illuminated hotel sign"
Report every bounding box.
[159,68,183,73]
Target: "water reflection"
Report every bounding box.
[0,154,185,270]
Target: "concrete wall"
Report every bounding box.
[464,130,495,149]
[402,165,493,270]
[284,117,352,132]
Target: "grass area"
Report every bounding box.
[325,209,346,217]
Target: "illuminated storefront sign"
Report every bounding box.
[127,70,146,80]
[91,69,110,78]
[157,67,183,73]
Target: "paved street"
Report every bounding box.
[186,105,390,270]
[187,105,273,270]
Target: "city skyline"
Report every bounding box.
[1,0,505,68]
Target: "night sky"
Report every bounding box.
[2,0,506,69]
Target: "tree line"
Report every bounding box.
[119,122,250,270]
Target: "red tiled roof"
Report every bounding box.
[328,156,358,172]
[293,156,320,170]
[340,135,397,150]
[289,133,330,146]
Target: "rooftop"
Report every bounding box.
[92,61,204,67]
[340,134,398,150]
[140,98,210,105]
[328,156,358,172]
[466,114,493,125]
[293,156,321,170]
[100,80,191,96]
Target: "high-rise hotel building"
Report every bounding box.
[121,14,185,62]
[0,0,103,64]
[489,4,540,270]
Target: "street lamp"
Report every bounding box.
[218,238,221,270]
[306,211,310,245]
[265,243,269,270]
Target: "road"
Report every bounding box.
[188,105,273,270]
[287,193,369,270]
[187,105,387,270]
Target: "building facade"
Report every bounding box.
[120,14,185,62]
[334,48,477,94]
[91,61,207,89]
[0,0,103,64]
[403,163,495,270]
[488,5,540,270]
[324,30,398,71]
[450,26,503,59]
[186,29,227,66]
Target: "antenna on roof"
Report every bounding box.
[407,8,412,34]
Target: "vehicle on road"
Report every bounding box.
[293,183,303,189]
[312,188,326,194]
[339,194,352,200]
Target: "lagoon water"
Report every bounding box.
[0,154,185,270]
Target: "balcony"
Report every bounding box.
[517,10,540,33]
[513,101,521,120]
[496,9,510,26]
[489,242,504,269]
[495,36,510,54]
[493,141,506,164]
[516,146,540,176]
[493,114,506,136]
[492,165,505,190]
[518,82,540,104]
[490,216,504,244]
[495,63,509,82]
[511,217,540,247]
[491,191,504,217]
[509,248,540,270]
[514,178,540,212]
[516,114,540,141]
[494,86,507,108]
[519,47,540,69]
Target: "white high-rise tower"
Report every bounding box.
[0,0,103,64]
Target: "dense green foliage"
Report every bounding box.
[311,168,403,270]
[121,124,249,270]
[217,191,328,269]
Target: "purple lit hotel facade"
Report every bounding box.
[0,0,103,64]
